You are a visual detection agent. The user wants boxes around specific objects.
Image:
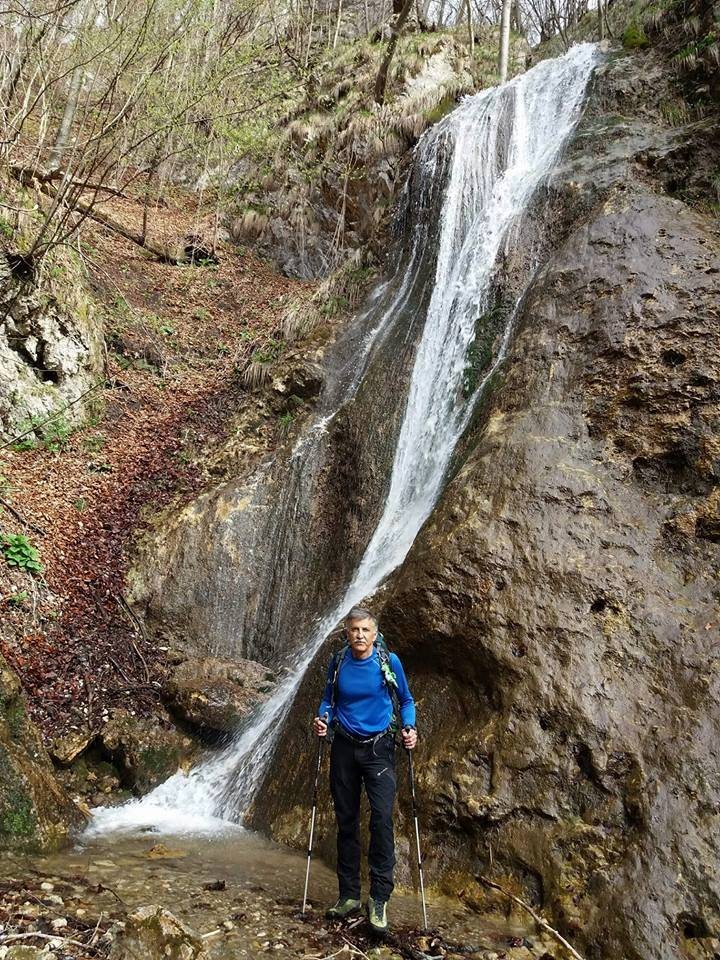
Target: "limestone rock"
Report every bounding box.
[110,905,208,960]
[4,947,45,959]
[250,47,720,960]
[0,652,83,850]
[164,656,275,735]
[98,709,197,794]
[0,250,102,441]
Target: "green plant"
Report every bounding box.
[0,216,13,240]
[191,306,210,321]
[82,432,105,453]
[250,338,283,365]
[73,497,87,512]
[42,416,73,453]
[278,411,294,429]
[1,534,43,573]
[623,21,650,48]
[7,591,29,607]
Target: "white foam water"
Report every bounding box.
[89,43,598,837]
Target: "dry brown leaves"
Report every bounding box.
[0,192,315,740]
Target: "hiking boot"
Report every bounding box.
[325,897,362,920]
[367,896,388,933]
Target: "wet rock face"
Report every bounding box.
[256,50,720,960]
[164,655,275,736]
[376,86,720,960]
[0,653,83,850]
[0,252,103,441]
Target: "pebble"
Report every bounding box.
[50,917,68,930]
[40,883,54,892]
[222,920,235,931]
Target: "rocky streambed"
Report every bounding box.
[2,830,565,960]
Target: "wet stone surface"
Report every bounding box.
[1,832,560,959]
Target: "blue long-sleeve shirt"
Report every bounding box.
[318,645,416,736]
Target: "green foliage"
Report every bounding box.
[7,591,29,608]
[319,294,349,317]
[463,302,509,397]
[42,416,73,453]
[0,216,13,240]
[250,338,283,365]
[0,793,36,839]
[277,411,294,429]
[82,432,105,453]
[623,21,650,48]
[1,534,43,574]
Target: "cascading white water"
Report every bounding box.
[88,42,598,837]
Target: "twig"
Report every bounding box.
[89,911,104,945]
[0,380,108,452]
[301,949,351,960]
[0,931,98,950]
[115,594,150,682]
[477,875,587,960]
[0,497,45,535]
[341,936,371,959]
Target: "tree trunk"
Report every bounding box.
[47,66,83,171]
[512,0,523,34]
[598,0,605,40]
[332,0,343,48]
[466,0,474,54]
[305,0,316,66]
[374,0,414,105]
[498,0,512,83]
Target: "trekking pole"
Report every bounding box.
[301,712,329,917]
[404,727,428,930]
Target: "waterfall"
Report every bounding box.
[87,42,598,838]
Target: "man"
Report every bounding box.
[313,606,417,934]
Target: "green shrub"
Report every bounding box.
[623,22,649,48]
[1,534,43,573]
[42,416,73,453]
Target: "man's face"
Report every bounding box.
[346,617,377,659]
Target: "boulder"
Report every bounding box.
[0,250,102,441]
[99,709,197,795]
[109,905,208,960]
[164,656,275,736]
[0,652,83,850]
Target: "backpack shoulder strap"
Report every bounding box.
[375,636,401,730]
[330,644,348,710]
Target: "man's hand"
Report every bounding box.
[313,716,328,737]
[402,726,417,750]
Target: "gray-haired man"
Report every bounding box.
[313,607,417,933]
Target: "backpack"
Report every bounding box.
[330,632,402,731]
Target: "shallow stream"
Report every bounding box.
[6,829,546,959]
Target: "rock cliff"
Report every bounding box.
[252,47,720,960]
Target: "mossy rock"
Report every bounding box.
[99,709,198,795]
[0,653,83,851]
[110,905,209,960]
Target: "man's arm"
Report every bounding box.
[314,656,335,736]
[391,653,416,729]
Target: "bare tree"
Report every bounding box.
[498,0,511,81]
[374,0,414,104]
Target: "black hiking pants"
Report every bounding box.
[330,729,397,904]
